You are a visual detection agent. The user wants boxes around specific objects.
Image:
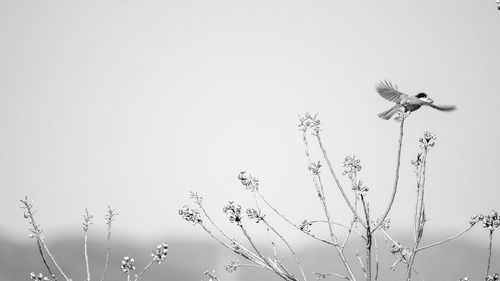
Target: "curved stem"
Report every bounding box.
[416,225,473,252]
[371,118,405,233]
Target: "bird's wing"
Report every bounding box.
[376,80,408,103]
[429,104,457,111]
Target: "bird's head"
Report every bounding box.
[416,93,433,104]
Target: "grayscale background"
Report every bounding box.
[1,1,499,280]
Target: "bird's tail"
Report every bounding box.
[378,105,401,120]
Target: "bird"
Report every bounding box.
[376,80,456,120]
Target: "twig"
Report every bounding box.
[36,239,57,281]
[313,272,350,280]
[371,118,405,233]
[100,206,117,281]
[262,218,308,281]
[486,230,493,276]
[133,259,154,281]
[256,191,336,246]
[314,133,366,229]
[20,197,71,281]
[415,225,474,252]
[361,195,372,281]
[355,250,367,280]
[303,132,357,281]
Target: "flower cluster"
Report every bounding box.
[224,260,239,273]
[30,273,49,281]
[246,208,264,223]
[152,242,169,264]
[120,256,135,273]
[470,211,500,232]
[308,161,322,176]
[20,197,44,239]
[459,277,469,281]
[486,273,500,281]
[342,155,362,179]
[299,219,312,233]
[419,131,436,150]
[104,205,118,227]
[82,209,94,232]
[390,242,410,260]
[179,206,203,224]
[237,172,259,192]
[223,202,242,225]
[298,113,321,135]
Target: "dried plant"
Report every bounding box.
[181,112,496,281]
[20,198,168,281]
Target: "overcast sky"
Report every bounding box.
[1,0,499,247]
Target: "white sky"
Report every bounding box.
[1,0,499,244]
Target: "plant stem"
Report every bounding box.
[36,239,57,281]
[134,259,154,281]
[486,230,493,277]
[372,118,405,233]
[84,232,91,281]
[361,195,372,281]
[99,226,112,281]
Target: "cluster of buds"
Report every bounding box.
[224,260,240,273]
[223,202,242,225]
[486,273,500,281]
[459,277,469,281]
[342,155,362,180]
[30,273,49,281]
[178,206,203,224]
[82,209,94,232]
[298,113,321,135]
[189,191,203,205]
[237,172,259,192]
[120,256,135,273]
[470,211,500,232]
[152,242,169,264]
[104,205,118,227]
[419,131,436,150]
[342,155,368,195]
[308,161,322,176]
[299,219,312,233]
[390,242,411,260]
[246,208,264,223]
[20,197,44,239]
[203,270,219,281]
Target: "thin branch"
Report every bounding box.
[415,225,474,252]
[133,259,154,281]
[256,191,336,246]
[486,231,493,277]
[371,118,405,233]
[262,218,308,281]
[99,227,112,281]
[314,133,366,228]
[355,250,367,280]
[84,233,91,281]
[313,272,351,281]
[36,239,57,281]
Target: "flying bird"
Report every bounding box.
[376,80,456,120]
